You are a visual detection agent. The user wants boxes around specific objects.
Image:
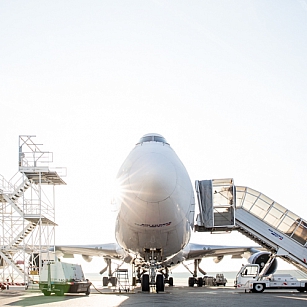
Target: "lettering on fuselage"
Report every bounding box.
[268,228,283,240]
[135,222,171,228]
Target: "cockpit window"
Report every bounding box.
[137,135,169,145]
[153,136,165,143]
[140,136,152,143]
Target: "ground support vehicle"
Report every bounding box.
[39,260,91,296]
[215,274,227,286]
[235,263,307,293]
[202,274,227,286]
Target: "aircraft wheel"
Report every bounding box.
[156,275,164,292]
[188,277,194,287]
[132,277,136,286]
[169,277,174,286]
[141,274,150,292]
[110,277,117,287]
[197,277,203,287]
[102,276,109,286]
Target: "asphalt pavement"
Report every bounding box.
[1,285,307,307]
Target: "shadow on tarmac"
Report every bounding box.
[4,293,82,307]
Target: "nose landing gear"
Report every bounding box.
[141,248,165,292]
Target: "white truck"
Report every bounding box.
[235,263,307,293]
[39,260,91,296]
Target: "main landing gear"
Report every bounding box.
[183,259,206,287]
[100,258,120,287]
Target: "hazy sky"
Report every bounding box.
[1,1,307,272]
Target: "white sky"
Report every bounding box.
[1,1,307,273]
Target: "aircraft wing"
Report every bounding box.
[161,243,264,267]
[54,242,264,265]
[54,243,125,260]
[184,243,263,260]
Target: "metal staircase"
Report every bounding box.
[1,179,34,216]
[195,179,307,275]
[0,175,39,283]
[10,222,37,249]
[10,179,33,202]
[0,135,66,286]
[0,251,26,278]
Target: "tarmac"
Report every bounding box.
[1,285,307,307]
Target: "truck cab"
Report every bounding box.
[235,264,263,292]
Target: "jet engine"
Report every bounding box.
[248,251,277,275]
[82,255,93,262]
[213,255,224,264]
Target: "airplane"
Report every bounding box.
[55,133,275,292]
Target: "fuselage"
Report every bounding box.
[115,133,195,261]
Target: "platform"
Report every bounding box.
[20,169,66,185]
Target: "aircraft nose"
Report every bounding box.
[128,153,177,203]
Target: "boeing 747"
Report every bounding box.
[56,133,273,291]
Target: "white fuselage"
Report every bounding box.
[115,138,195,261]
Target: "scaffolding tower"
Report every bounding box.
[0,135,66,286]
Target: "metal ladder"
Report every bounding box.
[116,269,130,292]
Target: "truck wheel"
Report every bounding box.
[253,283,265,293]
[85,288,90,296]
[297,288,305,292]
[55,288,65,296]
[42,290,51,296]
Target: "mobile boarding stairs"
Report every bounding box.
[195,179,307,275]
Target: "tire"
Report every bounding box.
[110,276,117,287]
[188,277,195,287]
[297,288,305,293]
[253,283,265,293]
[169,277,174,286]
[156,275,164,292]
[85,287,90,296]
[141,274,150,292]
[132,277,136,286]
[42,290,51,296]
[197,277,203,287]
[102,276,109,286]
[55,288,65,296]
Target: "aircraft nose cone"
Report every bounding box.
[129,153,177,202]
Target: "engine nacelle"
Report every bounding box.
[213,255,224,264]
[82,255,93,262]
[248,251,277,275]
